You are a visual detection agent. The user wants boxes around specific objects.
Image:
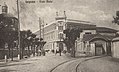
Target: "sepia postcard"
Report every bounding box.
[0,0,119,72]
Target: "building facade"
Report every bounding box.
[35,15,95,52]
[112,37,119,58]
[35,13,118,56]
[35,16,67,52]
[76,27,117,56]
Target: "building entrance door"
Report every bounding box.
[95,44,103,56]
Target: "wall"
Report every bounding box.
[90,39,107,55]
[91,40,106,51]
[90,43,95,55]
[76,41,84,53]
[43,22,58,50]
[0,50,30,59]
[80,30,96,39]
[112,41,119,58]
[43,20,66,51]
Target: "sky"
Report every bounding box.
[0,0,119,32]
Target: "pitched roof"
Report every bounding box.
[81,34,96,42]
[81,34,115,42]
[96,27,117,33]
[67,19,91,24]
[66,19,96,30]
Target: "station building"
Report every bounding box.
[35,15,66,51]
[35,12,118,56]
[35,12,93,52]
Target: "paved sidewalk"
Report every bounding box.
[78,56,119,72]
[0,53,75,72]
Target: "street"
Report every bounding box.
[0,53,119,72]
[78,56,119,72]
[0,0,119,72]
[0,53,75,72]
[49,55,119,72]
[51,56,102,72]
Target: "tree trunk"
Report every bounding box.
[28,45,30,57]
[71,45,75,57]
[21,47,24,58]
[31,44,35,56]
[66,46,71,53]
[36,45,38,56]
[70,41,76,57]
[33,44,35,56]
[59,49,61,56]
[8,44,11,59]
[11,44,13,61]
[20,42,23,59]
[31,45,33,56]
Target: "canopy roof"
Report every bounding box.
[112,37,119,42]
[82,34,115,42]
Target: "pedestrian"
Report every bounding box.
[55,49,58,55]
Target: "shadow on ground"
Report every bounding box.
[108,57,119,63]
[0,69,17,72]
[0,63,31,67]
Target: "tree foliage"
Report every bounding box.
[0,14,18,47]
[0,13,47,58]
[113,11,119,25]
[63,27,82,57]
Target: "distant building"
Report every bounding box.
[76,26,117,56]
[35,12,94,52]
[35,12,118,56]
[35,15,67,52]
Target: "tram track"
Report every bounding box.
[75,56,105,72]
[50,56,105,72]
[49,58,77,72]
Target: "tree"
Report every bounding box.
[0,14,18,60]
[39,38,46,56]
[25,30,32,57]
[63,27,82,57]
[113,11,119,25]
[20,30,36,58]
[20,30,28,58]
[34,38,40,56]
[30,34,37,56]
[20,30,46,57]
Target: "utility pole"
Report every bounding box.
[39,17,42,56]
[42,19,44,39]
[39,17,41,39]
[17,0,21,59]
[59,34,62,56]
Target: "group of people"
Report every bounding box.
[51,49,67,55]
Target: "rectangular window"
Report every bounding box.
[85,32,91,34]
[58,26,63,30]
[58,33,63,39]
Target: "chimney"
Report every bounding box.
[2,2,8,14]
[56,11,58,16]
